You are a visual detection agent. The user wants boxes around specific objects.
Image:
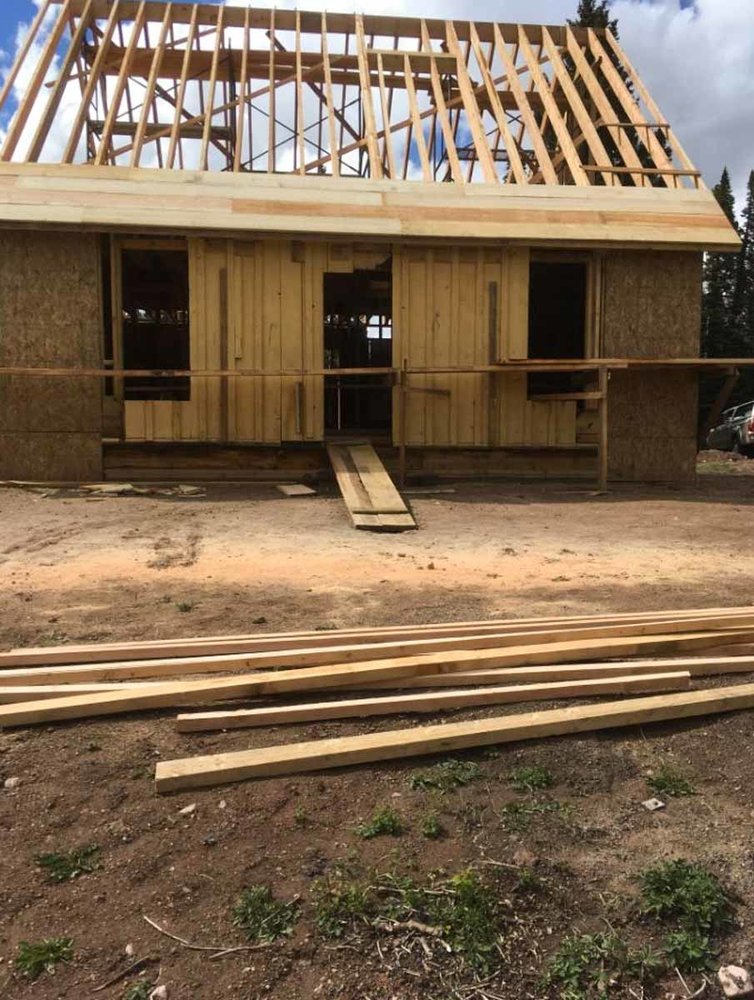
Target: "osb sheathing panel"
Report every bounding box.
[0,434,102,481]
[602,251,702,358]
[602,251,701,482]
[0,231,103,480]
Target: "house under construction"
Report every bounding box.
[0,0,742,487]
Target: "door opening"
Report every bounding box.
[323,261,392,436]
[527,260,588,396]
[121,247,191,401]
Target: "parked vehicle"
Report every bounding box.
[706,401,754,456]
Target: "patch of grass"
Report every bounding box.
[646,764,695,798]
[232,884,300,943]
[175,601,195,613]
[124,981,154,1000]
[355,806,405,839]
[409,758,482,793]
[293,805,308,828]
[312,866,503,973]
[382,869,501,972]
[14,937,74,980]
[312,875,373,938]
[515,866,543,894]
[35,845,100,883]
[435,870,500,972]
[421,812,444,839]
[499,798,567,832]
[509,764,554,793]
[547,931,661,999]
[639,859,735,972]
[37,633,67,647]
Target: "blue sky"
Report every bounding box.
[0,1,33,48]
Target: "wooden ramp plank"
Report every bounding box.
[155,681,754,792]
[174,671,692,730]
[327,442,415,532]
[348,443,409,514]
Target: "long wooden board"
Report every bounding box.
[1,625,750,686]
[155,681,754,792]
[5,605,753,666]
[174,671,691,730]
[362,655,754,689]
[0,635,750,727]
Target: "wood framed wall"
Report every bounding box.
[116,236,598,450]
[120,237,391,445]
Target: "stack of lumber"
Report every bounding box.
[3,607,754,793]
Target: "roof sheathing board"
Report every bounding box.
[0,163,740,251]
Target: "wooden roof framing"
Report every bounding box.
[0,0,706,189]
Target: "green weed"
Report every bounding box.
[646,764,695,798]
[499,798,566,832]
[35,845,99,883]
[355,806,405,839]
[409,758,482,793]
[312,875,373,938]
[311,867,502,972]
[515,866,543,893]
[639,859,734,972]
[546,931,661,999]
[175,601,195,613]
[232,885,300,943]
[421,812,444,839]
[293,805,308,828]
[509,764,554,793]
[124,981,154,1000]
[14,937,74,980]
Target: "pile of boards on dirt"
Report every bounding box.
[3,607,754,793]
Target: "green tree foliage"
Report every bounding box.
[702,169,743,358]
[734,171,754,347]
[569,0,619,36]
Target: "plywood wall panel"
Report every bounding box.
[0,230,102,479]
[602,250,701,482]
[602,251,702,358]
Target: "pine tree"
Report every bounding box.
[569,0,619,36]
[702,168,742,357]
[733,171,754,351]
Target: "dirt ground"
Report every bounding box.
[2,464,754,999]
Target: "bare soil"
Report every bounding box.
[2,467,754,999]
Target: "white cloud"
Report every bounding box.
[613,0,754,211]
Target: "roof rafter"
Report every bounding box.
[0,1,703,190]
